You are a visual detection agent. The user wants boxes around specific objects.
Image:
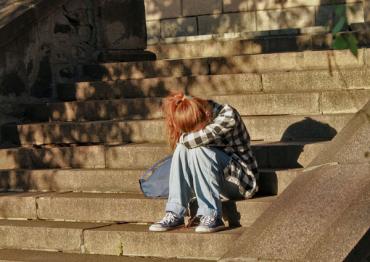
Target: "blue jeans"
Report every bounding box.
[165,143,243,217]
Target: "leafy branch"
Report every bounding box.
[331,5,359,57]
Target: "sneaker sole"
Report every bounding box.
[195,225,225,233]
[149,224,185,232]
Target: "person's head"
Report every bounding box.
[163,91,212,149]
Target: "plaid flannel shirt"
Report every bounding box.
[178,100,259,199]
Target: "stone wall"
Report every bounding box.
[145,0,366,44]
[0,0,146,144]
[0,0,97,143]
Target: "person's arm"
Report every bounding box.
[179,104,236,148]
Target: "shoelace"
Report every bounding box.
[200,215,216,226]
[160,212,177,225]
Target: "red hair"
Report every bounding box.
[163,91,211,149]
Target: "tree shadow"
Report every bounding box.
[0,0,367,200]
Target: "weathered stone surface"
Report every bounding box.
[106,142,326,170]
[144,0,181,20]
[0,169,142,193]
[246,114,351,142]
[310,100,370,165]
[0,249,205,262]
[28,145,106,169]
[248,0,322,11]
[220,163,370,261]
[0,168,300,196]
[304,181,370,261]
[83,223,242,258]
[0,145,106,169]
[0,220,107,252]
[182,0,222,16]
[256,7,315,31]
[82,58,209,81]
[213,92,321,115]
[146,20,161,45]
[221,101,370,261]
[365,0,370,22]
[0,192,39,219]
[320,90,370,114]
[210,49,365,75]
[222,0,249,12]
[148,35,266,58]
[57,73,262,101]
[106,143,171,169]
[0,148,30,169]
[316,3,364,26]
[97,0,146,49]
[161,17,198,38]
[24,113,349,144]
[365,48,370,66]
[198,12,256,35]
[262,68,370,92]
[258,168,302,195]
[35,192,272,225]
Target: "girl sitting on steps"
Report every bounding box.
[149,91,259,233]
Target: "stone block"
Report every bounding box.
[305,181,370,261]
[262,68,370,92]
[320,90,370,114]
[146,20,160,45]
[365,0,370,21]
[365,48,370,66]
[0,148,30,169]
[28,145,106,169]
[316,3,364,26]
[0,192,38,219]
[213,92,321,115]
[300,49,365,70]
[0,249,189,262]
[198,12,256,35]
[249,0,321,11]
[84,223,240,258]
[256,7,315,31]
[144,0,181,20]
[220,163,370,261]
[148,37,265,60]
[98,0,146,49]
[106,144,171,169]
[161,17,198,38]
[222,0,249,12]
[0,220,104,252]
[311,100,370,165]
[0,169,143,193]
[245,114,351,142]
[182,0,222,16]
[36,193,165,223]
[82,58,209,81]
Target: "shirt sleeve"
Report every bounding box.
[179,104,236,148]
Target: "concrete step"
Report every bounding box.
[0,220,242,259]
[0,168,302,196]
[80,49,367,81]
[0,141,327,170]
[29,90,370,122]
[0,249,206,262]
[57,67,370,101]
[4,113,355,146]
[0,192,274,226]
[147,28,370,60]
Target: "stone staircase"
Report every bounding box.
[0,35,369,261]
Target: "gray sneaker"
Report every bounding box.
[149,212,184,232]
[195,215,225,233]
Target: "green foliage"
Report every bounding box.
[331,5,358,57]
